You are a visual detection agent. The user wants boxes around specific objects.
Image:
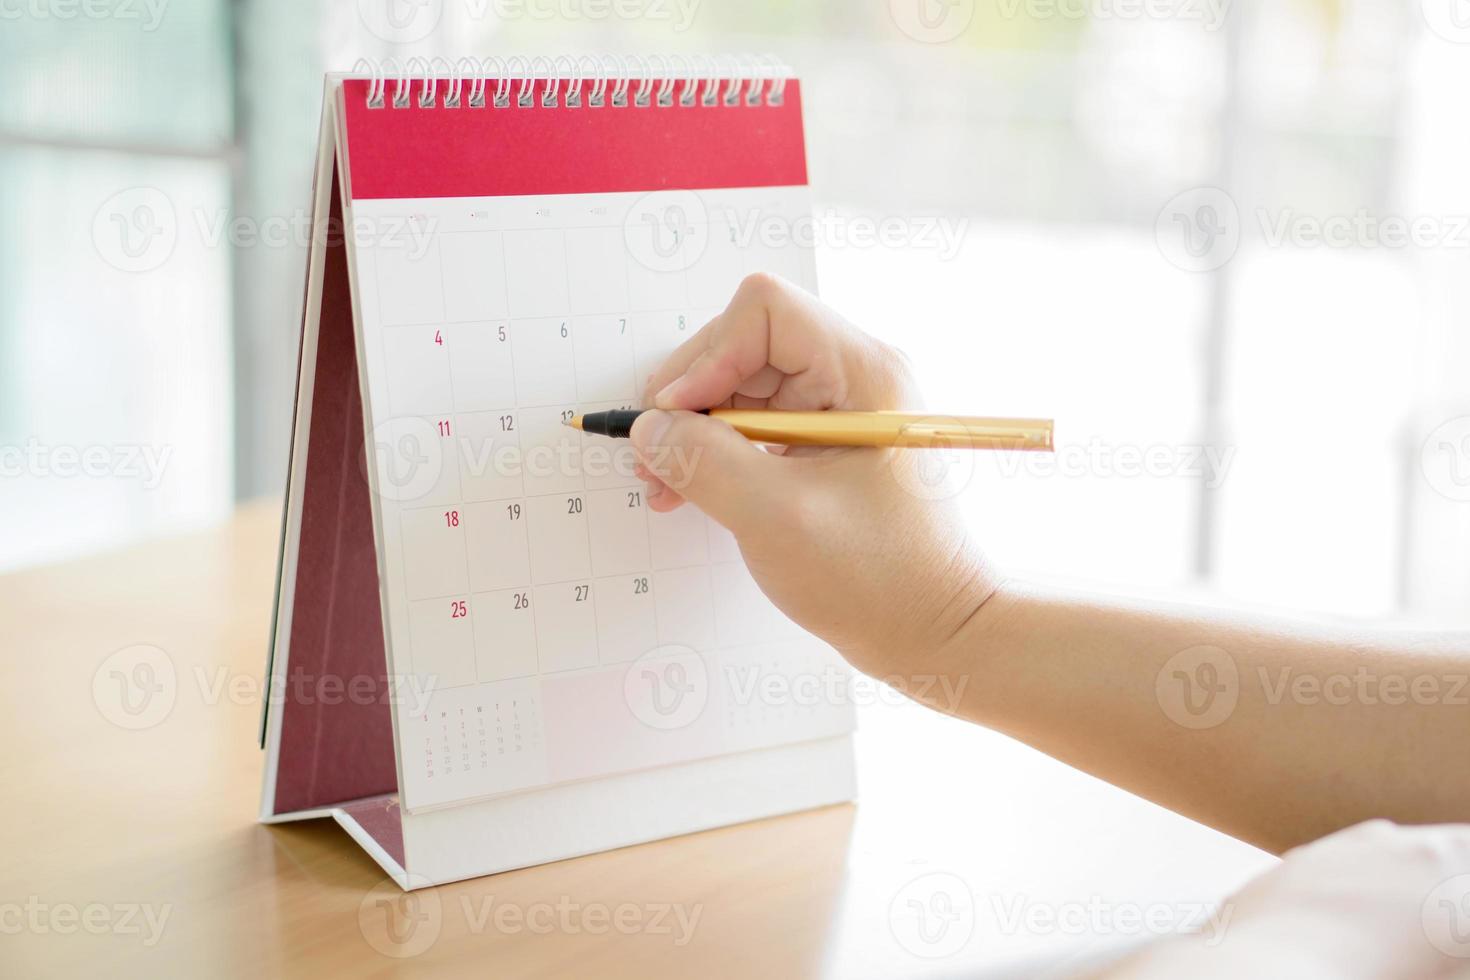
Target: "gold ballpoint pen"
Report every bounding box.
[567,409,1053,452]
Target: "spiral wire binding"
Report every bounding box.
[351,54,791,111]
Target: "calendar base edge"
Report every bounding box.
[392,733,856,890]
[259,796,410,882]
[333,808,411,883]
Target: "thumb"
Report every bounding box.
[630,409,783,532]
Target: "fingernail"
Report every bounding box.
[631,408,673,453]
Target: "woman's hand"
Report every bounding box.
[633,279,1470,859]
[629,273,998,678]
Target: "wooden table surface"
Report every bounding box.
[2,501,1275,978]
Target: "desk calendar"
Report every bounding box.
[258,56,857,889]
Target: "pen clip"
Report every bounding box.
[897,418,1054,452]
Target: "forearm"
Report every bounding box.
[912,579,1470,853]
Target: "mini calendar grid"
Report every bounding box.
[260,63,858,887]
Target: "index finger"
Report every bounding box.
[644,273,839,411]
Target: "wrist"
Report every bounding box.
[932,561,1008,666]
[858,553,1011,716]
[926,567,1013,706]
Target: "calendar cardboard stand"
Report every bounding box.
[258,59,857,891]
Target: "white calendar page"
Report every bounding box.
[348,187,856,812]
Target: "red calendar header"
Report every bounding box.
[338,79,809,200]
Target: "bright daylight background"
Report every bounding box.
[7,0,1470,628]
[7,2,1468,970]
